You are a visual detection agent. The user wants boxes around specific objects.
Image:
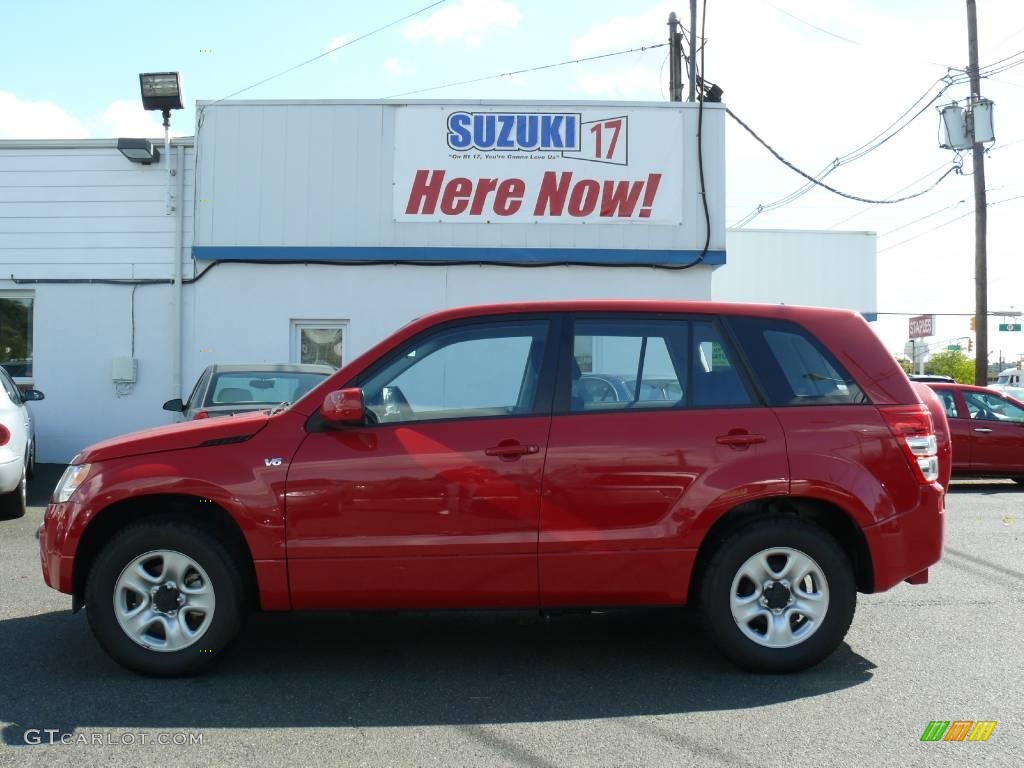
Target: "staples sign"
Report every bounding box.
[393,107,683,224]
[909,315,935,339]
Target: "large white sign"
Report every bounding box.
[394,106,684,225]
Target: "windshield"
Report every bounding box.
[204,371,329,407]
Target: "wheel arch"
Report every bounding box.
[71,494,259,612]
[687,495,875,606]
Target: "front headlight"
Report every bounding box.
[53,464,91,503]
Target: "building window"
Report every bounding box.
[0,294,34,380]
[291,320,346,369]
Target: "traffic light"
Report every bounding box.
[968,338,974,352]
[970,315,977,331]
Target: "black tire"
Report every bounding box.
[85,519,246,676]
[0,463,27,520]
[699,518,856,673]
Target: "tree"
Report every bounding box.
[925,350,975,383]
[895,356,914,374]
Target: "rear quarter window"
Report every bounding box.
[728,317,867,406]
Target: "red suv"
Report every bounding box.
[926,382,1024,482]
[40,301,946,676]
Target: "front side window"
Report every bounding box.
[963,391,1024,422]
[0,295,33,379]
[569,319,687,412]
[361,321,549,424]
[729,317,866,406]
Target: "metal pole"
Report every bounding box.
[967,0,988,385]
[163,109,173,216]
[688,0,697,101]
[668,13,682,102]
[172,141,185,409]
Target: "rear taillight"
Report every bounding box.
[879,404,939,483]
[193,410,209,420]
[0,424,8,446]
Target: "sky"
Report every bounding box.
[1,0,1023,365]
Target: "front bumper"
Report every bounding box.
[862,482,945,593]
[39,501,78,594]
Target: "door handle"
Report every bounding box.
[485,441,540,460]
[973,428,993,433]
[715,432,767,448]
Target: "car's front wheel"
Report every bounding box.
[85,520,245,676]
[700,518,856,673]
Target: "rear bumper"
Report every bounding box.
[863,482,945,592]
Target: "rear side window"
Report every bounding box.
[569,319,688,412]
[728,317,867,406]
[691,321,753,407]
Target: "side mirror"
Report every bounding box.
[162,398,184,412]
[322,388,365,425]
[20,389,45,402]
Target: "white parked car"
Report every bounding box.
[0,366,44,520]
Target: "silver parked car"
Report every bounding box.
[163,363,335,420]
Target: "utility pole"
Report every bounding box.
[967,0,988,385]
[668,13,683,101]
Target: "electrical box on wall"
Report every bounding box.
[112,356,138,383]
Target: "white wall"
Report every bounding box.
[714,228,877,315]
[195,99,726,256]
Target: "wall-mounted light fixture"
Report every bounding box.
[116,138,160,165]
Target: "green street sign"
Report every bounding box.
[946,345,962,351]
[998,323,1022,332]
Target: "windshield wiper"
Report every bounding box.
[268,401,291,416]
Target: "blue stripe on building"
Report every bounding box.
[192,246,726,267]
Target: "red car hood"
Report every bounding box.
[76,410,271,463]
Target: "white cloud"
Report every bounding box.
[405,0,520,47]
[0,91,88,139]
[325,34,350,52]
[571,2,673,57]
[383,57,402,77]
[88,100,165,139]
[0,92,183,139]
[575,64,663,101]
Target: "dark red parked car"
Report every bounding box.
[40,301,946,676]
[926,382,1024,482]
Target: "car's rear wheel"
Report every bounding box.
[85,519,245,676]
[0,462,27,520]
[700,518,856,673]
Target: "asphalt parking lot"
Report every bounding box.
[0,466,1020,767]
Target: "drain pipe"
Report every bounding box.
[172,141,185,406]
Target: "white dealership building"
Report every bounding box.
[0,99,875,461]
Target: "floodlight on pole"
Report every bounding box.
[137,72,184,215]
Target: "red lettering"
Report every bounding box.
[470,178,499,215]
[568,179,599,217]
[533,171,572,215]
[441,177,473,215]
[600,180,645,217]
[494,179,525,216]
[405,170,445,215]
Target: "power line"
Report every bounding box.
[828,160,953,229]
[877,194,1024,253]
[733,76,960,226]
[384,43,667,98]
[205,0,450,107]
[759,0,959,69]
[726,106,963,210]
